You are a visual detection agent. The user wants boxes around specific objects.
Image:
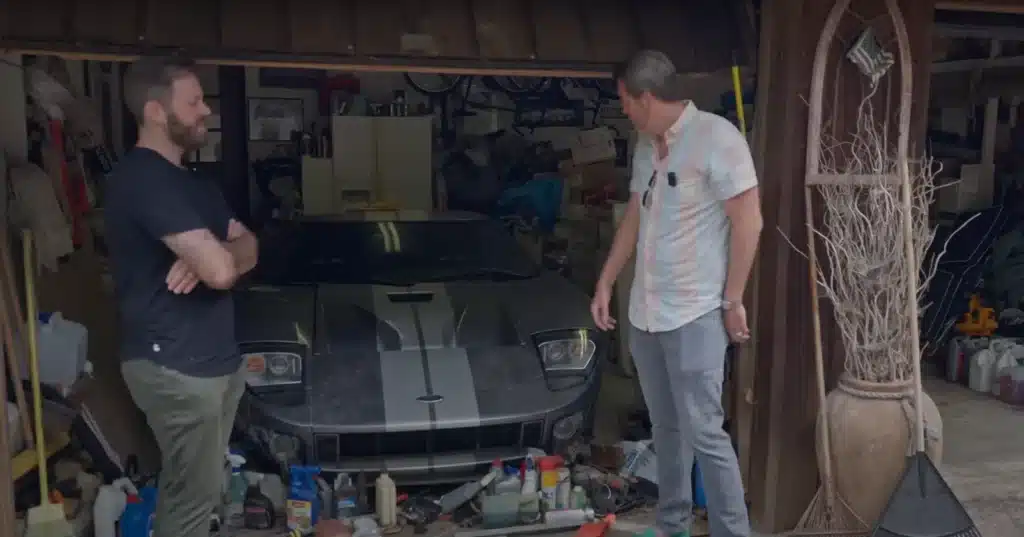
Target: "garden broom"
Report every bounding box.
[22,230,74,537]
[788,141,868,537]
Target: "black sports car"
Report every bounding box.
[235,211,604,482]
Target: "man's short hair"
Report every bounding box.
[123,55,198,122]
[613,50,683,102]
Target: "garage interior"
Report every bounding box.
[1,0,1024,536]
[0,1,764,536]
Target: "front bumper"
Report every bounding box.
[236,368,601,484]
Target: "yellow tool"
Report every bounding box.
[956,294,998,337]
[22,230,74,537]
[730,64,747,136]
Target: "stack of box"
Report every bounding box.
[555,127,625,292]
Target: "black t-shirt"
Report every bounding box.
[104,147,240,377]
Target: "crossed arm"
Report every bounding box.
[163,219,258,291]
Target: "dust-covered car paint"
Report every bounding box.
[234,212,603,481]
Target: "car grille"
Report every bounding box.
[314,421,545,464]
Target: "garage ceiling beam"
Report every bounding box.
[0,0,747,75]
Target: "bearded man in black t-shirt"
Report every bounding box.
[104,56,258,537]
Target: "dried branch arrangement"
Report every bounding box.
[807,89,967,384]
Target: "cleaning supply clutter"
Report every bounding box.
[224,450,248,528]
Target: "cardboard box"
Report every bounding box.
[937,163,994,213]
[569,126,617,165]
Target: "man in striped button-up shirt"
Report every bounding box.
[591,51,763,537]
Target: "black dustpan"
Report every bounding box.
[870,452,980,537]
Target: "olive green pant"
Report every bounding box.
[122,359,245,537]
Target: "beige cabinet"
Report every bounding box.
[328,115,433,211]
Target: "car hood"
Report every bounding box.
[235,272,596,430]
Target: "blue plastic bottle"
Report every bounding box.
[285,465,322,533]
[692,460,707,510]
[119,486,157,537]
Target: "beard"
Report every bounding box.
[167,113,207,152]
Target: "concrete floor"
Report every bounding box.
[923,376,1024,536]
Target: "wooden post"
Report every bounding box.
[744,0,934,532]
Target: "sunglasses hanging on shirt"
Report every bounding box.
[642,171,679,209]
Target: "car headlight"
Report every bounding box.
[536,329,597,373]
[244,352,303,387]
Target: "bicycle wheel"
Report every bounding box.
[483,76,551,95]
[404,72,466,96]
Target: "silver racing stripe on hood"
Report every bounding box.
[371,284,480,431]
[425,346,480,427]
[379,349,432,432]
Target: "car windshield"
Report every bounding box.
[251,217,540,286]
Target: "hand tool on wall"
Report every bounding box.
[23,229,74,537]
[0,227,35,449]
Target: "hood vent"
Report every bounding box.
[387,291,435,304]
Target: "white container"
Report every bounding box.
[375,472,397,528]
[969,347,998,393]
[6,402,23,455]
[992,343,1024,397]
[33,312,88,395]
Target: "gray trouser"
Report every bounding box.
[629,310,750,537]
[122,359,246,537]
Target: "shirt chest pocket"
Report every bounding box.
[663,166,709,208]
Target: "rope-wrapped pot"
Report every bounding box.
[818,374,943,526]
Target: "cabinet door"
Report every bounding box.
[331,116,376,204]
[373,117,434,211]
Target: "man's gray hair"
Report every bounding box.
[613,50,684,102]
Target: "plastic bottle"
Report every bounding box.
[538,456,562,510]
[93,477,137,537]
[333,473,359,520]
[521,454,538,494]
[375,472,397,528]
[286,465,322,533]
[570,485,587,509]
[486,459,503,494]
[225,452,248,528]
[545,508,595,525]
[243,473,276,530]
[119,486,158,537]
[555,467,571,509]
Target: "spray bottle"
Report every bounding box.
[225,451,248,528]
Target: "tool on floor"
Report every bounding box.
[23,230,74,537]
[871,2,981,534]
[454,513,615,537]
[792,72,868,537]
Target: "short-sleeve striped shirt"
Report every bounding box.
[628,102,758,333]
